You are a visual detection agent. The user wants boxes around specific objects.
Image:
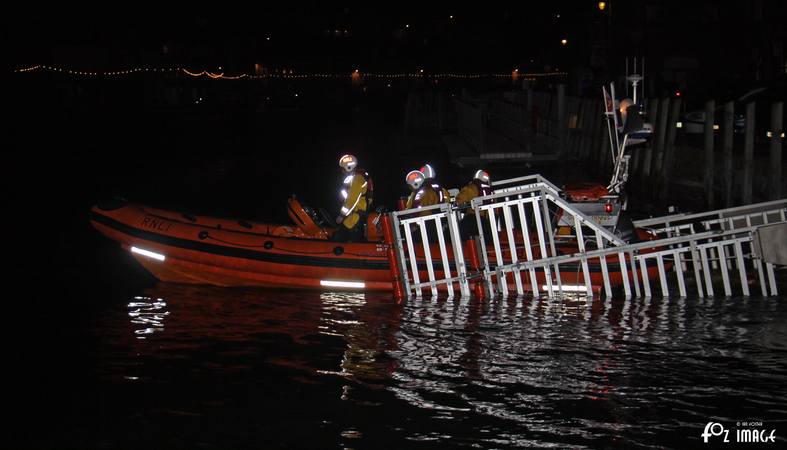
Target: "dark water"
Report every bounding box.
[17,282,787,449]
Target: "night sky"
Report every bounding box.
[8,2,785,84]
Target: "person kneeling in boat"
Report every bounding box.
[334,154,374,242]
[405,170,449,243]
[455,170,495,240]
[405,170,450,210]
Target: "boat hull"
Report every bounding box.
[91,202,668,293]
[90,203,393,290]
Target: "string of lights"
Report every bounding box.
[13,64,567,80]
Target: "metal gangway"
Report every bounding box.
[386,175,787,299]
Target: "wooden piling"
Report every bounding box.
[722,101,734,206]
[588,101,599,165]
[742,102,755,204]
[703,100,716,208]
[518,98,527,147]
[585,99,601,163]
[641,98,659,178]
[660,97,683,200]
[574,98,586,157]
[770,101,783,199]
[652,97,670,180]
[582,99,593,159]
[577,100,587,161]
[575,99,585,160]
[526,88,533,119]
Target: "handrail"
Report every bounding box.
[633,199,787,227]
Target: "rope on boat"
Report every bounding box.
[202,232,383,258]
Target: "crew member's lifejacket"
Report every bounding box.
[455,179,493,217]
[338,168,374,230]
[423,178,450,204]
[472,179,492,197]
[406,183,450,210]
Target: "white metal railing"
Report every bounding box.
[390,203,471,298]
[389,176,785,300]
[491,174,562,195]
[633,199,787,231]
[470,182,625,298]
[632,199,786,292]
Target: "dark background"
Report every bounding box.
[5,3,786,447]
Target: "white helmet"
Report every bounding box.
[473,169,490,184]
[339,154,358,172]
[406,170,425,190]
[419,163,435,179]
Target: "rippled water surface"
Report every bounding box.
[21,285,787,448]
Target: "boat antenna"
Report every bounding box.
[641,57,646,103]
[625,58,629,98]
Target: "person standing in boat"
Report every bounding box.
[334,154,374,242]
[455,170,494,240]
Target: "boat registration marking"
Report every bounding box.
[141,215,173,232]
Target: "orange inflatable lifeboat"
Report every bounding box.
[91,197,668,293]
[90,197,394,290]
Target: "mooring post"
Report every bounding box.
[703,100,716,208]
[743,102,755,204]
[518,98,527,145]
[723,101,734,207]
[573,98,585,158]
[769,102,783,200]
[578,99,589,161]
[660,97,683,201]
[578,99,589,158]
[629,100,642,174]
[652,97,671,185]
[641,98,659,179]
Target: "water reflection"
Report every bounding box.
[318,292,366,338]
[318,292,400,387]
[127,296,169,339]
[101,285,787,448]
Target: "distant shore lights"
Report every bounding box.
[13,64,568,80]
